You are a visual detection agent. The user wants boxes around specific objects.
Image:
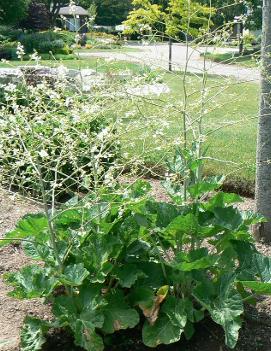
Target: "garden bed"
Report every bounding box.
[1,184,271,351]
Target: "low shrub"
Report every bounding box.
[1,149,270,351]
[0,79,120,201]
[0,25,22,41]
[20,31,75,55]
[38,53,77,60]
[0,41,17,59]
[243,33,257,47]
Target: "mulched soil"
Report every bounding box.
[1,183,271,351]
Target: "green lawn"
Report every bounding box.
[0,56,145,73]
[201,51,260,68]
[119,71,258,186]
[0,56,259,186]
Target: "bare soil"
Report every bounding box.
[1,183,271,351]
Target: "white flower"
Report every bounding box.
[75,34,81,44]
[16,42,25,60]
[38,150,49,158]
[57,65,68,79]
[4,83,17,93]
[29,50,41,62]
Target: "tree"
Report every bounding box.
[40,0,97,26]
[123,0,213,38]
[254,0,271,242]
[0,0,30,25]
[40,0,68,25]
[90,0,132,26]
[20,0,50,30]
[198,0,262,30]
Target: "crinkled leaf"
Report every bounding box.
[146,201,179,228]
[21,316,49,351]
[113,264,146,288]
[204,192,243,210]
[242,211,266,225]
[195,274,243,349]
[140,286,169,325]
[213,207,243,231]
[176,255,218,272]
[128,287,154,308]
[240,281,271,295]
[0,214,48,247]
[135,261,167,288]
[5,265,57,299]
[161,296,187,328]
[53,286,105,328]
[134,213,149,227]
[161,180,183,204]
[188,181,220,198]
[55,209,82,227]
[60,263,89,286]
[22,241,52,261]
[254,254,271,282]
[127,180,151,198]
[142,315,183,347]
[101,291,139,334]
[165,213,198,238]
[73,320,104,351]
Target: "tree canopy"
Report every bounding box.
[88,0,132,26]
[198,0,262,30]
[123,0,214,38]
[0,0,30,25]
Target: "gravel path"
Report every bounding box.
[78,43,260,82]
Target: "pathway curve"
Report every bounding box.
[78,43,260,82]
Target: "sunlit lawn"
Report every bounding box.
[202,51,260,68]
[0,55,258,184]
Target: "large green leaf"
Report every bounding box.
[254,254,271,282]
[142,315,183,347]
[176,255,218,272]
[60,263,89,286]
[73,320,104,351]
[194,275,243,349]
[0,214,48,247]
[161,296,187,328]
[213,207,243,231]
[164,213,198,238]
[146,201,179,228]
[127,179,152,198]
[241,211,266,226]
[5,265,57,299]
[20,316,49,351]
[128,287,154,308]
[204,192,243,211]
[53,285,106,328]
[188,181,220,198]
[101,291,139,334]
[113,264,146,288]
[240,281,271,295]
[135,261,167,289]
[22,241,52,261]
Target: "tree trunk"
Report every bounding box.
[255,0,271,241]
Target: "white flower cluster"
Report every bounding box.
[16,42,25,60]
